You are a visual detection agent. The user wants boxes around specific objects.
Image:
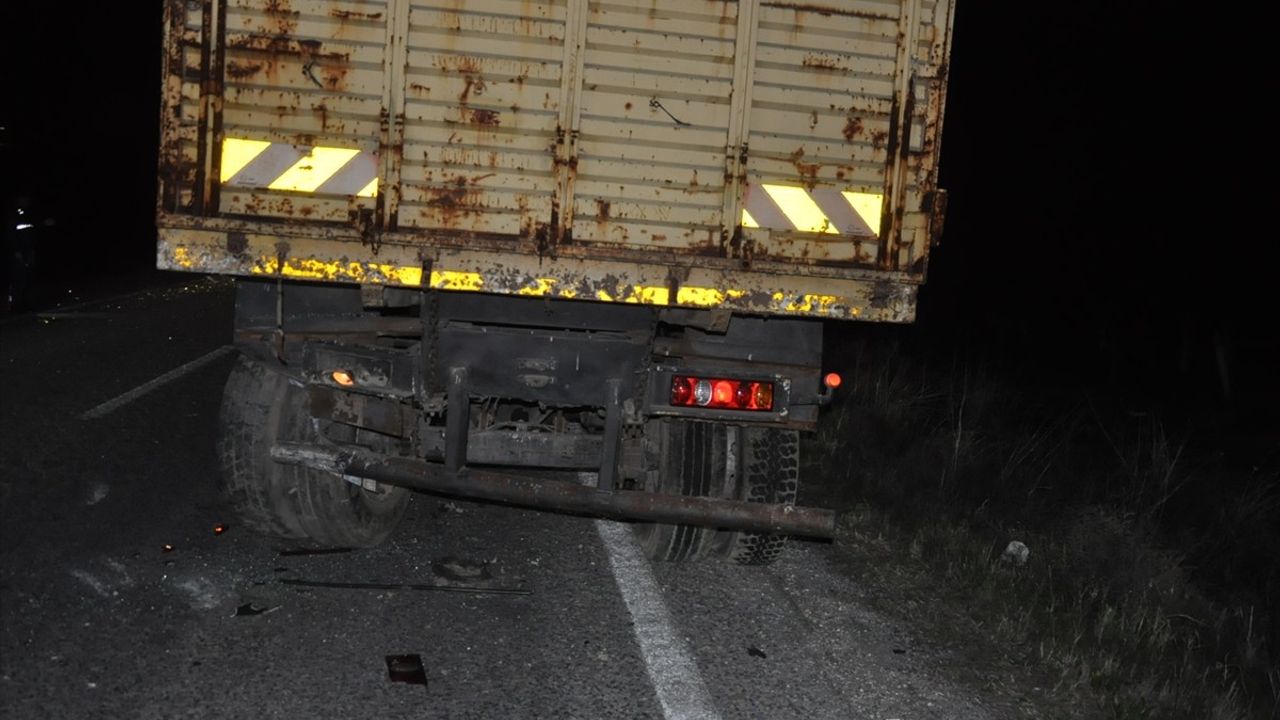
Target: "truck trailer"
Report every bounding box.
[156,0,955,564]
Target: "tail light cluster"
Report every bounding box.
[669,375,774,411]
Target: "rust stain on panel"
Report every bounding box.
[225,61,263,79]
[842,116,863,142]
[224,34,352,91]
[330,8,383,21]
[263,0,299,35]
[319,65,349,90]
[424,175,493,227]
[802,55,841,70]
[763,2,896,21]
[789,148,821,189]
[468,108,501,127]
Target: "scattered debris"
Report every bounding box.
[85,483,110,506]
[213,524,227,536]
[278,547,353,557]
[385,654,428,686]
[162,544,175,553]
[174,577,231,610]
[439,502,464,515]
[1001,540,1030,566]
[70,569,114,599]
[747,645,767,659]
[233,602,281,617]
[432,557,490,583]
[280,578,530,596]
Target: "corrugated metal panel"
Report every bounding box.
[157,0,957,321]
[157,1,206,213]
[398,0,569,237]
[743,0,905,266]
[568,0,738,252]
[213,0,389,222]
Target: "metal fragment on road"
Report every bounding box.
[280,579,530,596]
[385,655,428,687]
[233,602,280,617]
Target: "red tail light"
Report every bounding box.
[669,375,774,411]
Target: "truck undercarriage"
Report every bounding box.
[222,278,836,564]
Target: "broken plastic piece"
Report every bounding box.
[213,524,227,536]
[162,544,175,553]
[385,654,427,686]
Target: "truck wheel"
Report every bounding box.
[636,420,798,565]
[722,426,799,566]
[218,356,410,547]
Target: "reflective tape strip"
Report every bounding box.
[268,147,361,193]
[222,138,378,197]
[741,183,882,237]
[220,138,271,182]
[165,243,858,317]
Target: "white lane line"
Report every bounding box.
[80,345,235,420]
[596,520,721,720]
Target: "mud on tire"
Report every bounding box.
[218,356,410,548]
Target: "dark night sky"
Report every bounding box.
[2,2,1273,426]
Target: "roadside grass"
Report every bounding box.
[805,337,1279,719]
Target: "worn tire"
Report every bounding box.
[637,420,732,562]
[637,420,799,565]
[218,356,410,547]
[723,426,799,566]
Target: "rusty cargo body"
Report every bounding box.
[156,0,956,562]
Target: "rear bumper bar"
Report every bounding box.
[271,443,836,539]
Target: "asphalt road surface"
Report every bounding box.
[1,276,1011,719]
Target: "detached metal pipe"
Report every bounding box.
[271,443,836,538]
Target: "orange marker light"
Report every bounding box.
[753,382,774,410]
[331,369,356,387]
[824,372,842,389]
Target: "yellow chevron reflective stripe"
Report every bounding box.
[268,147,361,193]
[762,185,839,234]
[741,183,882,237]
[221,138,379,197]
[842,191,882,236]
[220,138,271,182]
